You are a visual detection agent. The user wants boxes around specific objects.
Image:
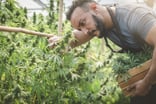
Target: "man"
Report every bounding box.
[48,0,156,103]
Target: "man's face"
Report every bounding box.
[70,7,106,37]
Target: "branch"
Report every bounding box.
[58,0,63,35]
[0,26,54,37]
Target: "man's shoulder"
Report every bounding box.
[116,3,153,20]
[117,3,151,12]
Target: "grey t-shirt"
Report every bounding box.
[106,4,156,51]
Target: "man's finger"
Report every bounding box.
[48,42,57,48]
[127,84,136,91]
[48,36,60,43]
[131,91,136,97]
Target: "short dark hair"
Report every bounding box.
[66,0,95,20]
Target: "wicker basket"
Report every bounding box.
[117,59,152,96]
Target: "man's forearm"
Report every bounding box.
[143,48,156,85]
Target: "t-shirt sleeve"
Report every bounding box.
[128,7,156,40]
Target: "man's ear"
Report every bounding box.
[90,2,97,10]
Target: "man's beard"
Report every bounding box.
[89,15,107,38]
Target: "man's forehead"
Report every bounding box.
[71,7,85,19]
[70,7,86,28]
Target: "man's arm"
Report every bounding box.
[128,24,156,96]
[143,24,156,85]
[48,29,95,48]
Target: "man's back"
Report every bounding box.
[106,4,156,51]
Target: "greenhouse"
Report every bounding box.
[0,0,156,104]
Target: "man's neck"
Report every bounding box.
[101,6,115,29]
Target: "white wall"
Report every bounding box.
[16,0,145,17]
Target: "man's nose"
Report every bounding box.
[81,28,88,34]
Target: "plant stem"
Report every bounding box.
[0,26,54,37]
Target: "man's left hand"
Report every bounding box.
[127,79,152,96]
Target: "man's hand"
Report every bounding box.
[48,35,62,48]
[127,79,152,96]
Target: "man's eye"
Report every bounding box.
[78,28,81,31]
[79,19,86,26]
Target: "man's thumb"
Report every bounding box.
[127,84,136,92]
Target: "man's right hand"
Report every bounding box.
[48,35,62,48]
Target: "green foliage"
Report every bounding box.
[0,0,27,26]
[110,45,152,80]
